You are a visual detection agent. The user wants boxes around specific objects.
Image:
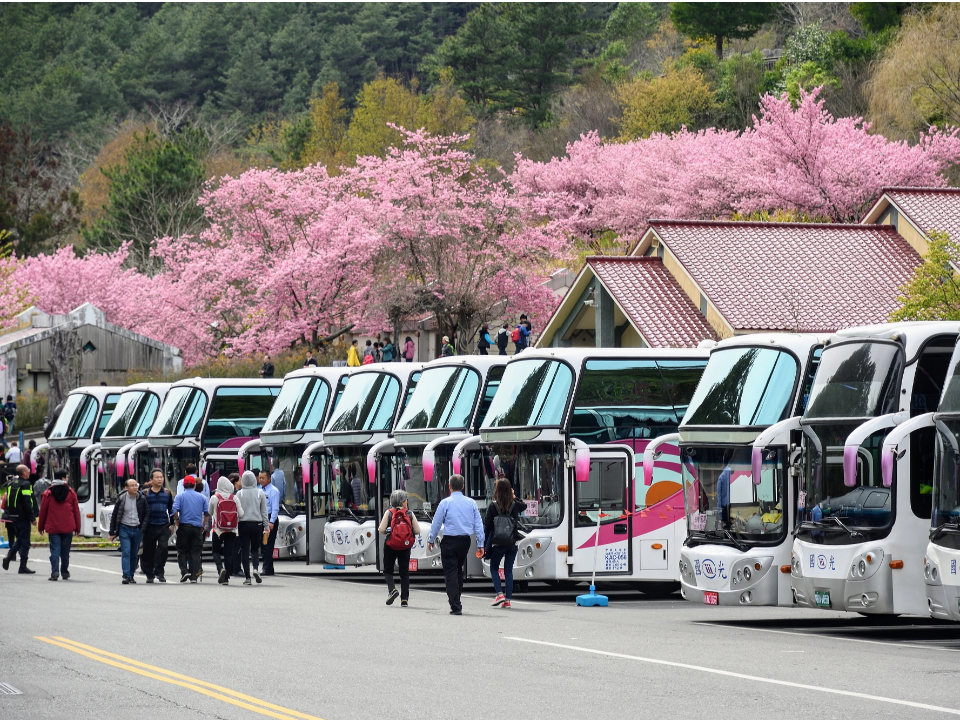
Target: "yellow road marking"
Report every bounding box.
[36,637,326,720]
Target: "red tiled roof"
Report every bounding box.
[587,256,718,347]
[648,220,922,333]
[875,187,960,243]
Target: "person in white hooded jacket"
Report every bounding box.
[235,471,268,585]
[209,476,243,585]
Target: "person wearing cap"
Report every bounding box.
[440,336,455,358]
[109,478,149,584]
[2,464,37,574]
[171,475,209,583]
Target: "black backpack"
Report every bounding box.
[491,504,517,546]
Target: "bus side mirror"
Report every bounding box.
[423,449,435,483]
[573,440,589,483]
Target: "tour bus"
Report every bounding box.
[237,366,351,563]
[476,346,710,591]
[300,363,424,567]
[147,377,282,498]
[94,382,173,538]
[922,338,960,620]
[646,333,826,607]
[386,355,508,575]
[784,322,958,616]
[44,385,124,537]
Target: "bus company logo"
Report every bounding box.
[334,530,345,545]
[812,554,836,571]
[952,559,957,575]
[701,559,727,580]
[817,555,827,569]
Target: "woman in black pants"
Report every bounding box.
[378,490,421,607]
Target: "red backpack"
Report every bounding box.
[510,327,521,342]
[385,508,414,550]
[215,494,239,532]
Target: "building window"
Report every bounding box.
[657,243,665,259]
[700,294,708,316]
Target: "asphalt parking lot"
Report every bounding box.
[3,551,960,720]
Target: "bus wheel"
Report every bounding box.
[638,581,680,598]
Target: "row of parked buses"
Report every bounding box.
[31,320,960,620]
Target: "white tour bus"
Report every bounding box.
[301,363,424,567]
[238,366,351,563]
[147,378,281,499]
[922,338,960,620]
[655,333,826,607]
[387,355,508,575]
[788,322,957,616]
[94,383,173,537]
[477,347,710,591]
[44,385,123,537]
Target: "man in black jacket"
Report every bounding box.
[109,479,149,584]
[2,465,37,574]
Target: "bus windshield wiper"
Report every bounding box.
[930,520,960,539]
[827,515,863,539]
[718,526,748,552]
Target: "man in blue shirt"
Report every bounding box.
[428,474,484,615]
[176,463,210,500]
[270,467,286,503]
[259,470,281,576]
[171,476,209,583]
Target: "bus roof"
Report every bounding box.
[831,322,960,362]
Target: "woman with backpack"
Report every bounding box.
[209,476,243,585]
[403,336,415,362]
[483,477,527,608]
[378,489,421,607]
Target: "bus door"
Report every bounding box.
[306,453,328,564]
[569,446,633,577]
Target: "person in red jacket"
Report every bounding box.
[37,469,81,581]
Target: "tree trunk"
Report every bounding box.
[715,34,723,61]
[48,326,82,418]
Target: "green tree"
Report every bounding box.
[82,126,207,272]
[616,63,715,139]
[850,2,914,33]
[669,2,778,60]
[891,231,960,321]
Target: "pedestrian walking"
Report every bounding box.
[229,472,244,576]
[427,474,484,615]
[258,469,280,576]
[109,478,149,584]
[477,324,493,356]
[374,342,383,363]
[303,350,318,367]
[2,465,37,574]
[496,324,509,356]
[440,335,455,358]
[209,476,242,585]
[512,321,530,354]
[141,469,173,583]
[171,475,208,583]
[37,469,80,581]
[403,336,415,362]
[347,339,361,367]
[259,354,275,378]
[177,463,210,500]
[379,489,420,607]
[235,470,268,585]
[362,340,375,363]
[382,337,395,362]
[484,478,527,608]
[5,440,22,465]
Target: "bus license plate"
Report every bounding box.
[703,591,719,605]
[408,559,418,572]
[336,555,345,565]
[272,549,279,559]
[815,589,831,608]
[499,568,505,580]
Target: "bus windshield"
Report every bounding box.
[264,445,305,514]
[50,394,99,440]
[152,387,208,437]
[395,366,481,431]
[804,341,902,420]
[485,442,564,528]
[938,344,960,414]
[797,422,892,544]
[263,377,330,433]
[933,419,960,550]
[684,347,799,426]
[94,394,121,441]
[103,391,161,440]
[682,446,786,546]
[326,372,401,433]
[570,358,705,442]
[481,360,573,429]
[203,387,280,447]
[323,447,377,519]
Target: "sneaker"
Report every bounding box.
[18,566,36,574]
[61,571,70,580]
[1,557,9,571]
[49,574,59,581]
[156,576,165,583]
[449,609,462,615]
[400,599,408,607]
[218,569,228,584]
[502,600,512,608]
[128,577,137,584]
[253,570,261,584]
[146,578,155,584]
[180,573,190,583]
[122,577,130,584]
[386,588,399,605]
[492,593,505,607]
[243,578,252,585]
[189,578,197,584]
